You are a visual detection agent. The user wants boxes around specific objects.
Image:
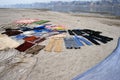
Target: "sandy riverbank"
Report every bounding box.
[0,8,120,80]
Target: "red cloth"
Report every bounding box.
[23,36,39,42]
[15,41,34,52]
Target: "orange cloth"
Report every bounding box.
[23,36,38,42]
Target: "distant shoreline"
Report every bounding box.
[0,7,120,19]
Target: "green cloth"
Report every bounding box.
[33,20,50,25]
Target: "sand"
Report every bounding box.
[0,8,120,80]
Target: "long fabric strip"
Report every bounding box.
[15,41,34,52]
[54,38,63,52]
[64,37,80,49]
[73,36,84,46]
[25,45,45,54]
[44,38,55,52]
[83,36,100,45]
[75,36,92,46]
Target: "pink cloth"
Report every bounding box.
[14,18,40,24]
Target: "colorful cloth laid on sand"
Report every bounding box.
[33,20,50,25]
[64,35,92,49]
[0,18,114,54]
[15,41,35,52]
[73,38,120,80]
[33,25,52,33]
[25,45,45,55]
[2,30,22,36]
[19,27,32,31]
[64,37,80,49]
[15,18,40,24]
[23,31,35,36]
[74,36,92,46]
[23,36,39,42]
[15,34,27,40]
[46,25,66,31]
[44,37,63,52]
[0,34,20,50]
[33,37,46,43]
[68,29,113,45]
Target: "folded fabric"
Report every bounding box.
[33,25,52,33]
[15,34,27,40]
[2,30,22,36]
[32,32,43,37]
[75,36,92,46]
[54,38,63,52]
[0,35,20,50]
[73,36,84,46]
[83,35,100,45]
[15,18,40,24]
[46,25,66,31]
[19,27,32,31]
[23,36,39,42]
[33,20,50,25]
[42,31,60,38]
[68,30,75,35]
[33,37,46,43]
[51,33,67,38]
[64,37,80,49]
[44,38,63,52]
[25,45,45,55]
[34,25,46,29]
[23,31,35,36]
[15,41,34,52]
[44,38,55,52]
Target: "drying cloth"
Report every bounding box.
[15,18,40,24]
[15,34,27,40]
[23,31,35,36]
[42,32,60,38]
[73,36,84,46]
[19,27,32,31]
[54,38,63,52]
[0,34,20,50]
[25,45,45,55]
[2,30,22,36]
[46,25,66,31]
[33,20,50,25]
[75,36,92,46]
[15,41,34,52]
[33,37,46,43]
[51,33,66,38]
[64,37,80,49]
[23,36,39,42]
[44,38,55,52]
[83,36,100,45]
[32,32,43,37]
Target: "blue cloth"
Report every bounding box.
[32,32,43,37]
[15,34,27,40]
[73,38,120,80]
[34,25,46,29]
[75,36,92,46]
[73,36,84,46]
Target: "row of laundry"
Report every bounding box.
[0,18,113,54]
[64,29,113,49]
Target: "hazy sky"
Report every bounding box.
[0,0,98,5]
